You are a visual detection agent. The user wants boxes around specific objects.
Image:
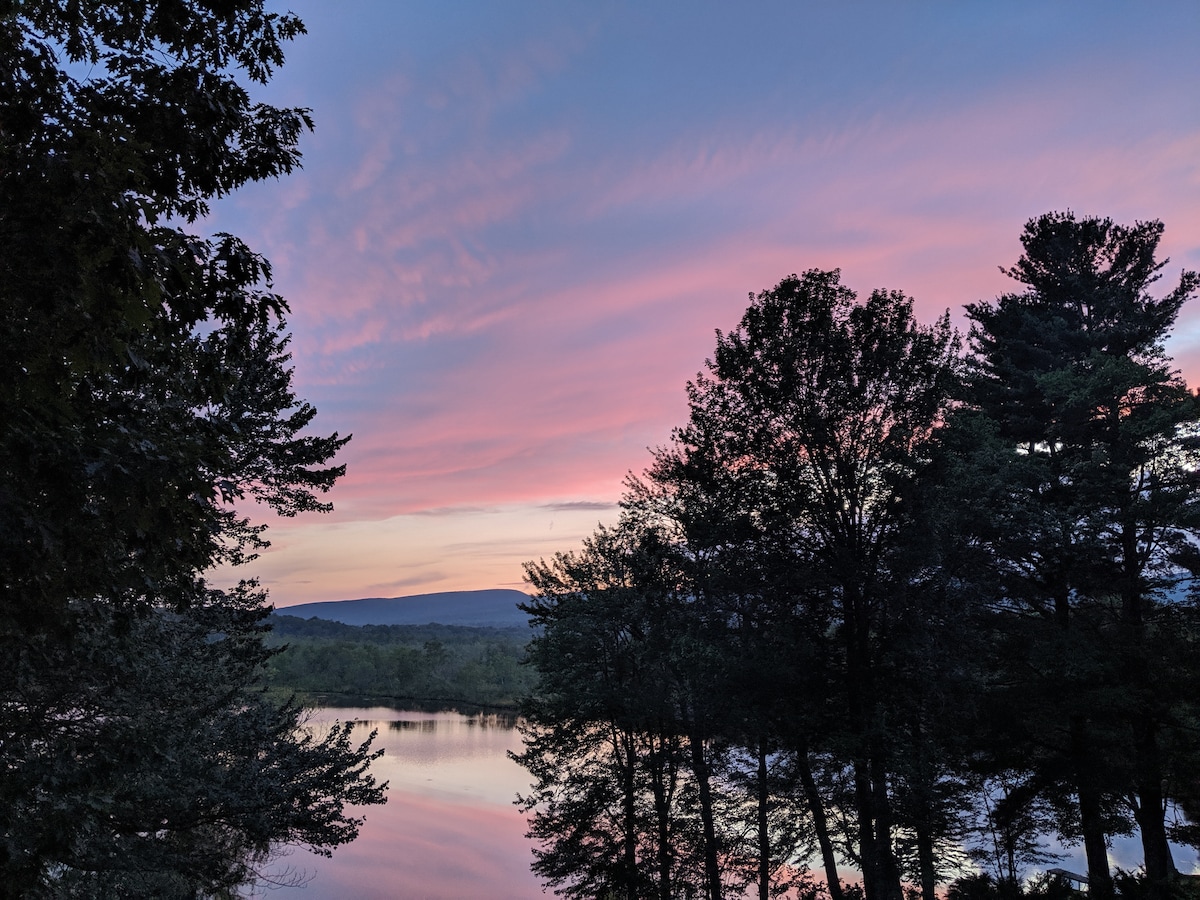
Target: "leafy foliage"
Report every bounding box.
[1,2,384,894]
[518,273,964,900]
[516,225,1200,900]
[264,615,536,708]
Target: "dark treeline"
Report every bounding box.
[514,213,1200,900]
[265,615,536,709]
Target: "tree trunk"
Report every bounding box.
[621,726,640,900]
[907,716,938,900]
[847,585,883,900]
[1056,590,1113,900]
[855,758,882,900]
[871,750,904,900]
[1134,718,1176,898]
[688,725,723,900]
[648,733,675,900]
[1078,782,1113,900]
[1117,521,1177,897]
[1071,714,1113,900]
[798,751,845,900]
[915,822,937,900]
[757,740,771,900]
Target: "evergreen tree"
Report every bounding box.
[960,211,1200,900]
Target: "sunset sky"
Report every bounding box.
[210,1,1200,607]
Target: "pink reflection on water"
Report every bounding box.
[248,708,543,899]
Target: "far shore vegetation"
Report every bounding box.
[264,614,537,711]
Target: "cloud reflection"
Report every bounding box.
[255,709,539,899]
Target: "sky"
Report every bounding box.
[209,1,1200,607]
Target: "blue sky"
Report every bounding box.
[209,1,1200,604]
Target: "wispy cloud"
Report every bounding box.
[540,500,619,512]
[362,571,449,594]
[207,1,1200,602]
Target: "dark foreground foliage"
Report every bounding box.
[947,871,1200,900]
[1,2,384,895]
[516,217,1200,900]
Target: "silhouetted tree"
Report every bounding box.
[959,211,1200,900]
[518,223,1200,899]
[680,270,961,900]
[0,2,384,893]
[628,376,842,900]
[518,525,692,899]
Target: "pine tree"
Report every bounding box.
[961,212,1200,900]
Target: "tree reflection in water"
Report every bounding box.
[247,707,541,899]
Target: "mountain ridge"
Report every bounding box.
[275,588,532,628]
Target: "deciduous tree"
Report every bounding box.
[0,2,384,893]
[685,270,961,900]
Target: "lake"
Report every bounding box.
[246,706,544,899]
[244,707,1198,898]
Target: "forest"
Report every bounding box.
[264,614,535,709]
[513,214,1200,900]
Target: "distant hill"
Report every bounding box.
[275,589,532,628]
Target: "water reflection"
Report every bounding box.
[246,707,542,899]
[388,711,519,733]
[242,708,1195,897]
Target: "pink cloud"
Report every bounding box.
[187,5,1200,607]
[204,13,1200,605]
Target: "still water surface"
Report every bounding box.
[249,707,543,899]
[246,707,1195,897]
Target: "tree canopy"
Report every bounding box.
[1,2,384,895]
[516,217,1200,900]
[960,212,1200,900]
